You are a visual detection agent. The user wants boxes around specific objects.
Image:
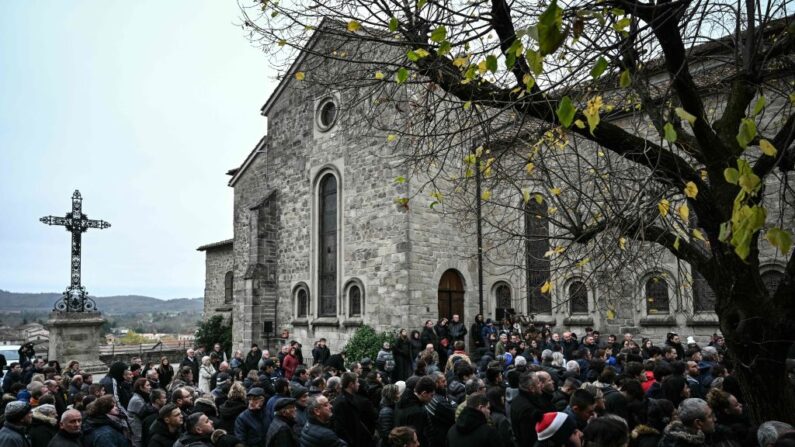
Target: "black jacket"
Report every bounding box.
[424,394,456,447]
[45,430,83,447]
[300,417,348,447]
[217,398,247,433]
[147,419,181,447]
[30,417,58,447]
[392,337,413,382]
[312,346,331,365]
[332,391,375,447]
[394,391,429,447]
[265,415,299,447]
[377,402,395,443]
[510,389,555,447]
[180,356,200,383]
[446,407,499,447]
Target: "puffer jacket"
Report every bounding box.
[264,414,298,447]
[0,422,30,447]
[234,408,268,446]
[446,406,499,447]
[82,415,130,447]
[377,401,396,445]
[217,398,247,432]
[29,412,58,447]
[299,417,348,447]
[424,394,456,447]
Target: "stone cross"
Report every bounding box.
[40,190,110,312]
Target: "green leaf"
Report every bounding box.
[394,176,407,184]
[406,50,419,62]
[437,40,452,56]
[673,236,680,251]
[395,67,409,84]
[526,49,544,75]
[556,96,576,128]
[718,222,731,242]
[505,51,516,70]
[537,0,568,56]
[619,69,631,88]
[766,228,793,254]
[760,139,777,157]
[430,26,447,43]
[416,0,427,9]
[663,122,677,143]
[413,48,430,58]
[485,55,498,73]
[590,57,608,79]
[675,107,697,126]
[723,167,739,184]
[736,118,757,149]
[389,17,399,32]
[752,95,766,117]
[613,17,631,33]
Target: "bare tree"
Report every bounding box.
[240,0,795,422]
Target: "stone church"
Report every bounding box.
[198,25,790,354]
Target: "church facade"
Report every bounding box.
[198,29,790,354]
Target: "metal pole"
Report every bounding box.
[475,158,484,316]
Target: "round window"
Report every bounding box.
[316,97,338,131]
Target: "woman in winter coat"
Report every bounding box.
[470,314,485,351]
[420,320,439,351]
[156,356,174,390]
[282,346,300,380]
[83,395,132,447]
[217,382,248,433]
[377,384,400,447]
[198,356,215,395]
[29,404,59,447]
[393,329,413,382]
[126,378,152,447]
[409,330,423,371]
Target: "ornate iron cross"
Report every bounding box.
[40,190,110,312]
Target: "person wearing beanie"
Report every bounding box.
[174,412,215,447]
[148,403,184,447]
[0,400,32,447]
[29,403,58,447]
[446,393,500,447]
[535,411,581,447]
[291,385,310,431]
[46,409,84,447]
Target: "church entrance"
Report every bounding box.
[437,269,465,321]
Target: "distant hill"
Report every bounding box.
[0,290,202,315]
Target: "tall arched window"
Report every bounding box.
[319,174,338,316]
[646,275,670,314]
[495,282,512,321]
[349,285,362,317]
[525,198,551,314]
[761,270,784,297]
[569,281,588,314]
[296,288,308,318]
[224,271,233,304]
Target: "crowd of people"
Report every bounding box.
[0,315,793,447]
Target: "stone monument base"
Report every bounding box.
[47,311,107,373]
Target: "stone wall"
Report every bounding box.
[201,242,234,322]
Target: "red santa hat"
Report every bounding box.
[536,412,569,441]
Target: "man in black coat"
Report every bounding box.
[147,403,184,447]
[265,398,299,447]
[332,372,376,447]
[510,371,555,447]
[244,344,261,375]
[312,339,331,365]
[424,372,456,447]
[46,409,84,447]
[446,394,499,447]
[394,376,435,447]
[180,348,200,383]
[300,395,348,447]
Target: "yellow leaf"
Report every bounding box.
[481,190,492,201]
[294,71,305,81]
[549,187,561,196]
[684,181,698,199]
[760,139,777,157]
[278,39,287,46]
[677,204,690,222]
[347,20,361,32]
[522,190,531,204]
[386,134,397,142]
[673,236,680,251]
[548,207,558,215]
[463,101,471,110]
[692,229,705,241]
[525,162,536,174]
[540,281,552,294]
[577,258,591,267]
[658,199,670,217]
[583,96,603,135]
[535,194,544,204]
[374,71,385,80]
[619,237,626,250]
[452,56,469,68]
[674,107,697,125]
[597,150,605,157]
[574,119,585,129]
[700,170,709,182]
[606,309,616,320]
[475,145,484,157]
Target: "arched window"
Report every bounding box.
[296,288,308,318]
[349,285,362,317]
[761,270,784,297]
[693,271,716,313]
[318,174,338,317]
[438,270,465,321]
[525,198,551,314]
[224,271,233,304]
[646,275,670,314]
[494,282,512,321]
[569,281,588,314]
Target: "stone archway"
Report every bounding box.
[437,269,465,321]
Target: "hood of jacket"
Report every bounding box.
[454,406,489,435]
[219,398,247,418]
[32,411,58,427]
[662,421,706,446]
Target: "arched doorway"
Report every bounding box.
[438,269,465,321]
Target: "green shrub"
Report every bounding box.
[195,315,233,357]
[343,325,395,367]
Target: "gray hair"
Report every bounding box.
[429,371,445,383]
[464,377,485,395]
[306,395,328,416]
[551,352,565,367]
[678,398,710,426]
[757,421,794,447]
[541,349,553,360]
[60,409,82,423]
[518,371,538,391]
[326,376,341,392]
[566,360,580,372]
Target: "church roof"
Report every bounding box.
[228,134,267,187]
[196,239,233,251]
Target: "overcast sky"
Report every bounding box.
[0,1,275,299]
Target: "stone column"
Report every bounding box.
[47,311,107,373]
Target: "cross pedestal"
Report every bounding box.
[48,311,107,373]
